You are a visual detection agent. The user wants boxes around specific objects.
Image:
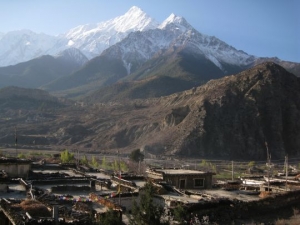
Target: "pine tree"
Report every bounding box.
[172,204,188,224]
[130,149,144,163]
[100,208,122,225]
[129,182,169,225]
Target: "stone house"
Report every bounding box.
[146,168,215,189]
[0,158,31,178]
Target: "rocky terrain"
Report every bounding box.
[0,62,299,160]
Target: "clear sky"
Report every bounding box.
[1,0,299,62]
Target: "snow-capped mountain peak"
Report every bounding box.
[121,6,156,29]
[0,30,59,66]
[0,5,276,70]
[104,6,158,33]
[158,13,192,32]
[160,13,180,25]
[62,6,158,59]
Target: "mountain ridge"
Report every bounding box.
[0,6,159,66]
[0,6,298,68]
[0,48,87,89]
[0,62,299,160]
[41,13,299,99]
[0,6,299,101]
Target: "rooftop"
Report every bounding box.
[0,157,31,164]
[151,168,213,175]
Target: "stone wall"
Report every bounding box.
[189,190,300,224]
[0,184,8,192]
[0,163,31,178]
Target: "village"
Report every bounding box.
[0,150,300,225]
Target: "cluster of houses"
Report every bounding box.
[0,156,300,224]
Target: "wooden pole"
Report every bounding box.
[15,127,18,157]
[285,155,288,191]
[265,141,271,192]
[118,150,121,205]
[231,161,234,181]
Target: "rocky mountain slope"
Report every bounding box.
[0,63,299,160]
[0,48,87,89]
[42,11,299,99]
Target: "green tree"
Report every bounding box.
[172,204,187,224]
[120,161,128,172]
[101,157,108,169]
[91,156,99,168]
[129,182,169,225]
[99,208,122,225]
[200,159,207,166]
[60,149,75,163]
[248,161,255,168]
[130,149,144,163]
[18,153,26,159]
[112,159,119,171]
[199,160,216,172]
[81,154,89,165]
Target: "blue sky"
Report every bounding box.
[1,0,299,62]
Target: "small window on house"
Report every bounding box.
[194,178,204,188]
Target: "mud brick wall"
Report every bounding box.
[189,190,300,224]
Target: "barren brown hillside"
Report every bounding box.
[0,62,299,160]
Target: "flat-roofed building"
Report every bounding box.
[0,158,31,178]
[146,168,215,189]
